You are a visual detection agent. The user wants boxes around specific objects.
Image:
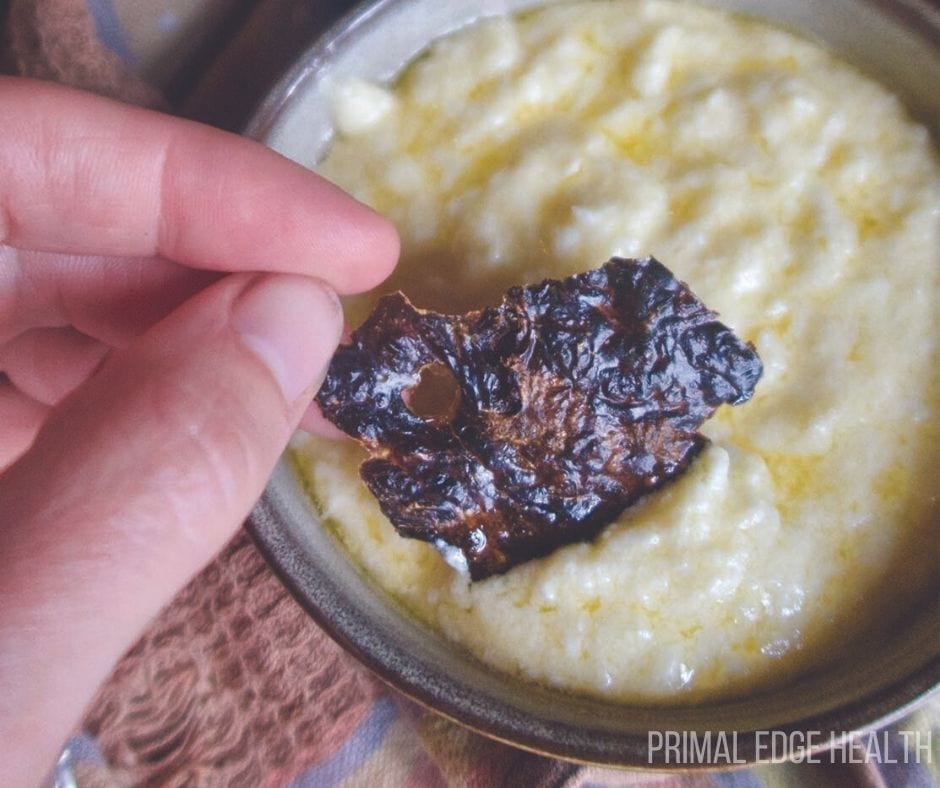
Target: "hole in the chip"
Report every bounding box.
[404,363,461,423]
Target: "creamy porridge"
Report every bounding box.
[295,0,940,702]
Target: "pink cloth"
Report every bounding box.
[2,3,936,785]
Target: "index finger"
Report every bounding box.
[0,78,398,294]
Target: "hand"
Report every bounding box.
[0,77,398,784]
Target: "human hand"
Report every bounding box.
[0,77,398,784]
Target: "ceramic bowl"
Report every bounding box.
[246,0,940,767]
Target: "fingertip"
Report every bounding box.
[232,274,343,405]
[299,401,348,439]
[363,209,401,288]
[330,204,400,295]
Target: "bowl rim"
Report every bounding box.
[246,0,940,768]
[243,0,940,144]
[248,493,940,768]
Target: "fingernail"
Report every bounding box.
[232,274,342,403]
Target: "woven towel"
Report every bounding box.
[1,2,936,785]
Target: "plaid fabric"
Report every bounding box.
[1,2,936,785]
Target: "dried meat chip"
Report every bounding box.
[316,257,763,580]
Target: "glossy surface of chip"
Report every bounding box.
[316,257,763,580]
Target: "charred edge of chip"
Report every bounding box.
[316,257,763,580]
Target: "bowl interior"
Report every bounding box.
[248,0,940,767]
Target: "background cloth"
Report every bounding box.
[1,1,937,786]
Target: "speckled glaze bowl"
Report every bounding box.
[246,0,940,767]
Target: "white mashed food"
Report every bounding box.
[295,0,940,702]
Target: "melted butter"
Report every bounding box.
[874,463,912,505]
[763,451,829,509]
[602,122,660,164]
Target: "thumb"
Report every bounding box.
[0,272,341,781]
